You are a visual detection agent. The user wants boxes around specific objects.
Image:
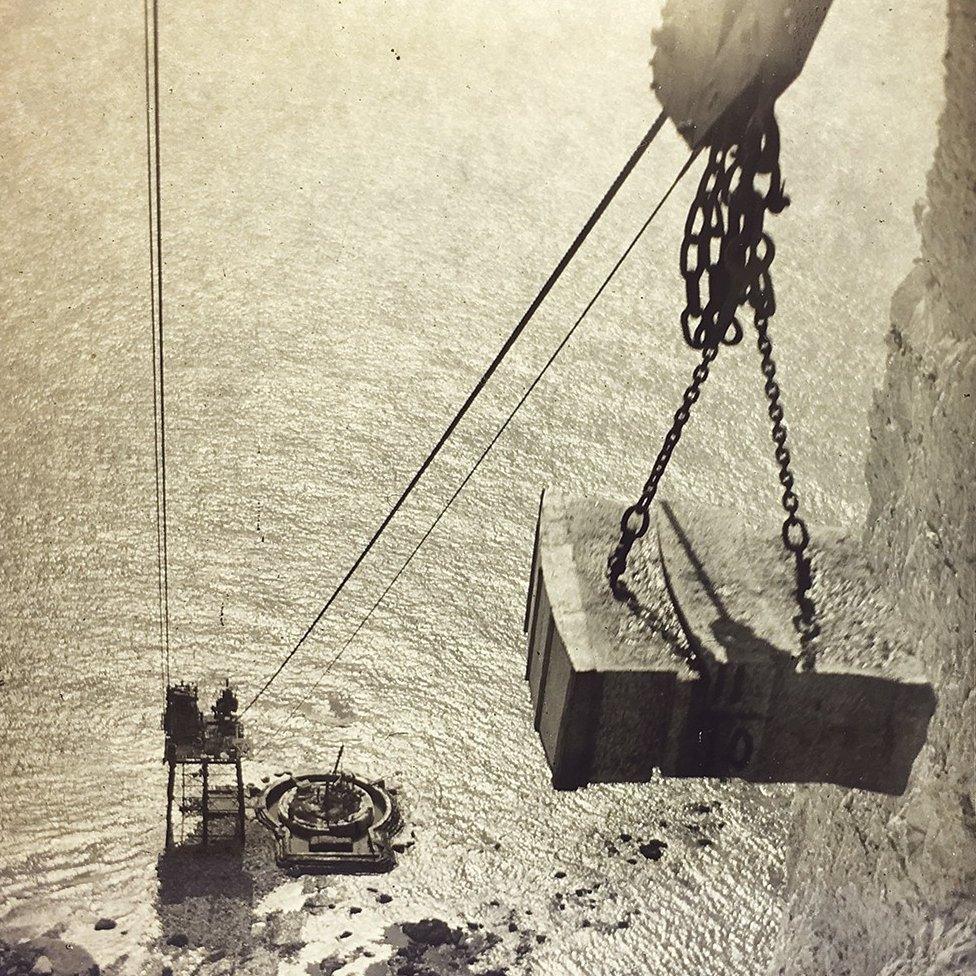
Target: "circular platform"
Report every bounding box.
[257,772,400,873]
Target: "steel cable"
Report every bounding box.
[268,150,701,734]
[243,112,671,714]
[144,0,170,686]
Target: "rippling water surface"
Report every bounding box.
[0,2,945,973]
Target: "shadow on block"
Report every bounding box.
[524,490,935,795]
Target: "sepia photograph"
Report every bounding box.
[0,1,973,974]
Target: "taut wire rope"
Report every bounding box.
[268,149,701,736]
[243,111,671,714]
[144,0,170,685]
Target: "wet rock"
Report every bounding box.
[553,870,566,879]
[400,918,457,947]
[94,917,116,931]
[377,893,393,904]
[386,918,508,974]
[619,832,632,843]
[349,906,362,915]
[638,839,668,861]
[507,922,518,933]
[316,957,345,975]
[536,934,547,944]
[166,932,189,948]
[338,931,352,940]
[265,910,304,953]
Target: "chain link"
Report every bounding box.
[608,120,785,598]
[679,119,788,351]
[608,115,819,668]
[607,342,718,599]
[754,316,820,668]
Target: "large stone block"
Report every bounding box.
[525,491,935,794]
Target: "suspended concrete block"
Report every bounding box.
[651,0,835,147]
[524,491,935,794]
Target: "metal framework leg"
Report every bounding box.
[165,760,176,851]
[201,761,209,847]
[235,759,245,846]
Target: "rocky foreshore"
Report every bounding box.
[1,792,744,976]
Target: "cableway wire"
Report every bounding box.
[144,0,170,687]
[243,111,671,714]
[268,148,702,737]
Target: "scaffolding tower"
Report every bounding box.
[162,681,250,849]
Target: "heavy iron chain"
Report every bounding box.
[755,318,820,667]
[608,114,819,669]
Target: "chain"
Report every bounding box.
[754,317,820,668]
[609,119,786,598]
[607,342,718,601]
[679,118,788,352]
[608,115,818,668]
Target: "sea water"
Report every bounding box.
[0,1,945,973]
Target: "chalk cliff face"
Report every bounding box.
[773,3,975,973]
